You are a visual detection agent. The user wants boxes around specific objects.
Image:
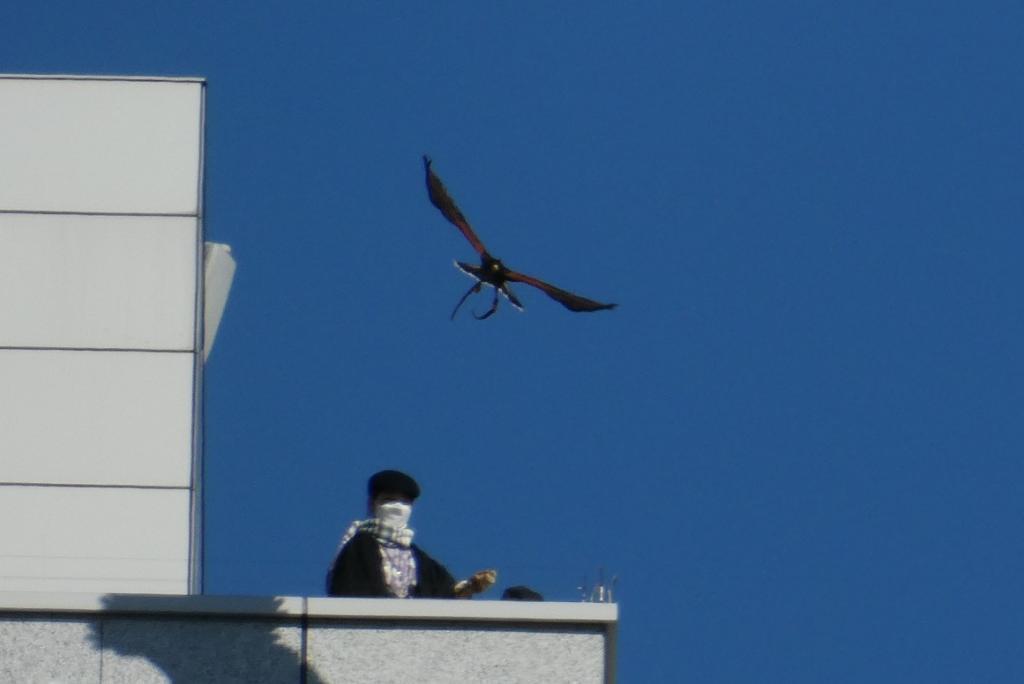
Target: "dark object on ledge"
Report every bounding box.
[502,585,544,601]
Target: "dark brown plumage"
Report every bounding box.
[424,156,617,320]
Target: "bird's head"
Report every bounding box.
[481,253,504,272]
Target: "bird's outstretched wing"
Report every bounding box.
[424,156,488,256]
[505,269,617,313]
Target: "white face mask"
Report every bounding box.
[375,501,412,529]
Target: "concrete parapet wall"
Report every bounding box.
[0,592,617,683]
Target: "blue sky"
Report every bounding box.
[6,2,1023,681]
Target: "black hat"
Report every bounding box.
[367,470,420,501]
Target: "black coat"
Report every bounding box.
[326,531,456,598]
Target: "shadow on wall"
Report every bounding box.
[88,595,325,683]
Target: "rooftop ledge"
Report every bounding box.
[0,591,618,683]
[0,73,205,83]
[0,590,618,623]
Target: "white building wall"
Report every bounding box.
[0,75,205,594]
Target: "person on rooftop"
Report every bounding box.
[326,469,456,598]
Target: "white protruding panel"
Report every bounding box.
[0,214,197,350]
[203,242,237,360]
[0,77,202,214]
[0,486,190,594]
[0,350,194,487]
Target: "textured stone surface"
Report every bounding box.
[0,595,613,683]
[100,616,303,683]
[308,621,606,684]
[0,615,100,683]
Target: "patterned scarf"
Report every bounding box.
[331,518,418,598]
[337,518,415,549]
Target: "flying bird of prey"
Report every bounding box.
[424,156,617,320]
